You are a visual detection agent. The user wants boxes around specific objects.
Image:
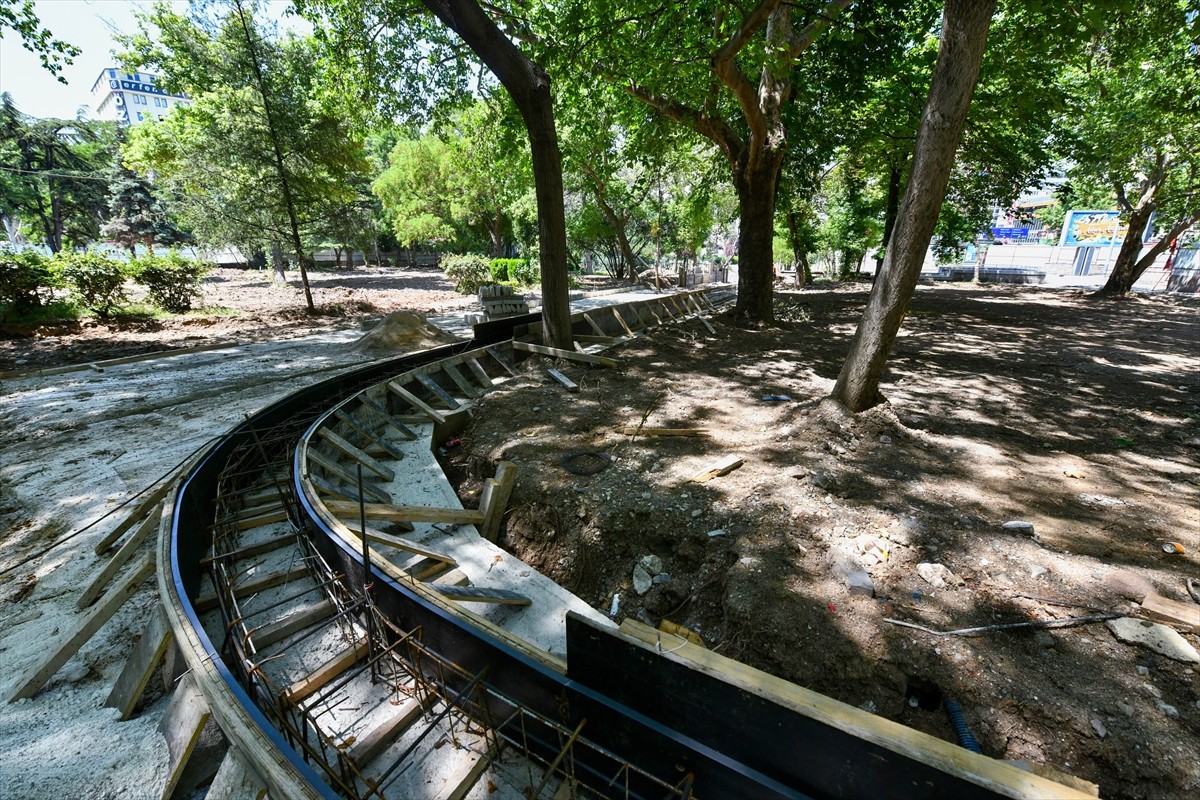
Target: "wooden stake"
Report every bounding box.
[485,346,520,376]
[612,308,637,337]
[94,481,172,555]
[364,527,457,564]
[387,381,448,424]
[158,672,212,800]
[582,312,607,336]
[464,356,496,388]
[307,449,392,504]
[547,368,579,393]
[317,428,396,481]
[78,502,163,610]
[479,461,518,542]
[205,747,269,800]
[442,362,481,399]
[332,409,406,459]
[106,604,173,720]
[415,371,462,409]
[513,340,618,367]
[9,554,155,702]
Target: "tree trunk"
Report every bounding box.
[490,213,504,258]
[1098,210,1200,295]
[421,0,572,349]
[1097,203,1154,295]
[271,243,286,283]
[830,0,997,412]
[874,164,903,276]
[732,153,783,322]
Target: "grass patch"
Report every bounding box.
[0,300,82,325]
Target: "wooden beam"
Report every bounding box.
[431,584,532,606]
[94,481,171,555]
[250,599,335,649]
[659,300,678,322]
[572,334,616,344]
[333,409,406,460]
[200,534,297,568]
[324,499,485,525]
[485,345,520,376]
[232,508,290,532]
[465,356,496,388]
[612,307,637,337]
[317,428,396,481]
[437,743,497,800]
[358,394,418,440]
[78,502,162,609]
[442,362,481,399]
[1141,593,1200,632]
[479,461,518,542]
[282,639,369,704]
[547,368,579,393]
[306,448,392,504]
[346,696,428,764]
[158,673,213,800]
[387,380,448,424]
[618,427,707,437]
[512,340,618,368]
[195,563,311,613]
[363,527,457,565]
[430,568,470,587]
[582,312,607,336]
[9,553,155,702]
[415,371,462,409]
[205,747,269,800]
[646,304,665,325]
[105,604,173,720]
[690,455,744,483]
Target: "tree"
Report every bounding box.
[299,0,573,348]
[0,0,80,82]
[100,150,188,255]
[0,94,115,252]
[549,0,860,324]
[1061,0,1200,295]
[830,0,997,412]
[121,1,370,311]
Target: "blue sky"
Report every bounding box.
[0,1,307,120]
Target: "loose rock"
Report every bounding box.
[1002,520,1036,534]
[633,565,652,595]
[917,562,962,590]
[1090,718,1107,738]
[639,554,664,576]
[1104,570,1154,603]
[846,569,876,598]
[1107,617,1200,663]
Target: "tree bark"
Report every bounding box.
[1098,210,1200,294]
[731,150,784,322]
[830,0,997,413]
[421,0,572,349]
[874,164,903,275]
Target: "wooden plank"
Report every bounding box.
[1141,592,1200,632]
[387,380,448,424]
[646,304,665,325]
[333,409,407,460]
[195,563,311,613]
[479,461,518,542]
[618,427,707,437]
[317,428,396,481]
[364,527,457,564]
[282,639,369,704]
[250,599,335,649]
[309,472,392,506]
[346,696,428,765]
[464,356,496,387]
[235,499,285,522]
[158,672,213,800]
[547,368,579,393]
[512,340,618,368]
[582,312,607,336]
[105,604,173,720]
[358,394,418,440]
[437,743,497,800]
[658,619,706,648]
[430,568,471,587]
[442,362,481,399]
[599,616,1096,800]
[690,454,744,483]
[668,296,687,319]
[205,747,269,800]
[324,499,484,525]
[687,296,718,333]
[9,553,155,702]
[659,300,678,321]
[233,508,289,532]
[572,334,616,344]
[431,584,532,606]
[94,481,172,555]
[306,448,392,504]
[415,371,463,409]
[200,534,297,568]
[612,307,637,337]
[485,345,520,376]
[78,502,162,609]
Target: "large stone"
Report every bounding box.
[846,569,875,598]
[639,554,664,576]
[917,562,961,590]
[1002,520,1035,534]
[1104,570,1154,603]
[1106,617,1200,663]
[633,564,652,595]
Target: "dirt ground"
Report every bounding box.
[2,266,1198,799]
[442,284,1200,800]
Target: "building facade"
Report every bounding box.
[89,69,189,124]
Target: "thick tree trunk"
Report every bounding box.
[831,0,996,412]
[421,0,572,349]
[733,154,783,322]
[1098,210,1200,295]
[1097,203,1154,295]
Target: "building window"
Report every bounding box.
[136,112,144,121]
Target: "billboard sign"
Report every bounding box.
[1060,210,1127,247]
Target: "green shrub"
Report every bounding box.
[132,251,208,313]
[509,259,539,286]
[0,250,57,321]
[442,254,491,294]
[56,251,129,318]
[488,258,510,282]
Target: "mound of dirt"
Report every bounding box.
[351,310,457,353]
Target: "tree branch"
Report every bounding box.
[783,0,854,60]
[711,0,780,142]
[620,77,744,162]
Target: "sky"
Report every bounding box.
[0,0,307,121]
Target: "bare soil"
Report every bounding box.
[443,284,1200,800]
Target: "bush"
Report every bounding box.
[442,254,491,294]
[132,251,208,313]
[56,251,129,318]
[509,259,539,286]
[488,258,510,282]
[0,250,57,321]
